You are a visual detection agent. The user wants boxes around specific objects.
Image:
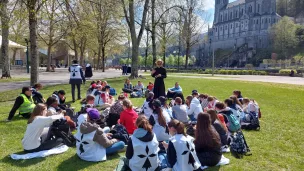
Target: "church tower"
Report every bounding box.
[214,0,229,24]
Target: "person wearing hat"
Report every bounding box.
[69,60,86,102]
[186,90,203,121]
[75,108,125,162]
[6,87,36,121]
[151,59,167,99]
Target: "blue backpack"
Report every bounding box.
[109,88,117,96]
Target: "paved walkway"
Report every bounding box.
[0,69,124,92]
[163,74,304,86]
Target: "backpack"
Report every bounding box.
[230,131,251,159]
[231,108,242,122]
[110,124,130,144]
[223,113,241,132]
[50,119,76,147]
[109,88,117,96]
[241,112,260,131]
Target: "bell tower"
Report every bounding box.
[214,0,229,24]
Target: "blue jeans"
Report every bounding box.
[106,141,125,154]
[158,152,170,169]
[188,114,197,121]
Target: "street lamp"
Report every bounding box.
[24,38,29,74]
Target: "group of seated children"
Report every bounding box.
[122,79,148,98]
[10,80,260,170]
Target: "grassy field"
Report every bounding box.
[0,78,29,83]
[0,77,304,171]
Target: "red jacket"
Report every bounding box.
[119,108,138,134]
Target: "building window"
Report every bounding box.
[231,24,233,29]
[236,23,238,27]
[216,28,218,32]
[221,15,223,22]
[225,25,227,30]
[269,18,271,23]
[258,4,260,13]
[257,20,259,24]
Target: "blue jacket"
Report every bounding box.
[168,86,182,93]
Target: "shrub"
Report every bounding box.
[259,71,267,75]
[279,69,297,75]
[248,70,253,75]
[236,70,242,75]
[232,70,237,75]
[242,70,249,75]
[245,64,254,70]
[227,70,232,75]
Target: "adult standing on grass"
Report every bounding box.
[6,87,36,122]
[151,59,167,99]
[69,60,85,102]
[85,63,93,79]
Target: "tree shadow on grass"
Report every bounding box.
[57,153,120,170]
[1,152,45,167]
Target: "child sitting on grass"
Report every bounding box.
[75,108,124,162]
[172,97,188,123]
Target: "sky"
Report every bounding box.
[205,0,237,25]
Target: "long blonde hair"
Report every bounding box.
[28,104,46,124]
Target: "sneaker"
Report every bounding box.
[221,145,230,153]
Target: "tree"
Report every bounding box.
[181,0,208,69]
[271,17,299,67]
[38,0,67,71]
[1,0,10,78]
[167,54,175,66]
[23,0,46,85]
[121,0,150,78]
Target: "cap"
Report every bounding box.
[192,90,198,95]
[58,90,66,95]
[105,85,111,89]
[91,83,97,89]
[158,96,167,105]
[86,108,101,120]
[152,99,162,108]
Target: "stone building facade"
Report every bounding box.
[209,0,280,50]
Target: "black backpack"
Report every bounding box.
[110,124,130,144]
[230,130,251,159]
[241,112,260,131]
[51,119,76,147]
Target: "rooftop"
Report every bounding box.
[226,0,245,8]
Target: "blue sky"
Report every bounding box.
[206,0,237,24]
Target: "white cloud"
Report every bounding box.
[203,0,215,10]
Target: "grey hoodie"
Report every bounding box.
[80,122,117,148]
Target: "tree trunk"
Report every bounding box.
[101,46,105,72]
[72,37,78,61]
[46,44,52,72]
[151,0,156,67]
[130,40,139,78]
[185,42,190,69]
[28,1,39,85]
[12,48,17,65]
[1,0,10,78]
[97,43,102,70]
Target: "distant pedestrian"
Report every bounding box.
[122,64,128,75]
[69,60,85,102]
[85,63,93,78]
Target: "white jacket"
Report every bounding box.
[186,97,203,119]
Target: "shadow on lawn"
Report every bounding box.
[1,153,45,167]
[57,153,120,170]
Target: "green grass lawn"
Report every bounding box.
[0,78,29,83]
[0,77,304,171]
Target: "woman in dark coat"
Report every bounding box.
[151,59,167,99]
[85,63,93,78]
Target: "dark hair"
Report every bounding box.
[207,96,214,102]
[58,90,66,95]
[72,60,78,64]
[215,102,226,110]
[168,119,186,136]
[90,81,96,85]
[33,83,42,89]
[136,115,152,133]
[207,109,227,131]
[22,87,31,94]
[230,95,242,107]
[86,95,95,101]
[224,98,234,107]
[118,95,126,100]
[233,90,241,96]
[153,102,167,128]
[46,97,57,107]
[199,94,208,99]
[175,97,182,104]
[195,113,221,149]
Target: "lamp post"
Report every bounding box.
[25,38,29,74]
